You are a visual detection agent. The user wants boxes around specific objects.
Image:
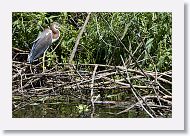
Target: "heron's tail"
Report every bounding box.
[27,52,33,63]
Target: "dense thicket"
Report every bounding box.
[12,12,172,72]
[12,12,172,118]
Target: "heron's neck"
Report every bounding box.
[51,27,60,42]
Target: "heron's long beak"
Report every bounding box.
[58,25,62,29]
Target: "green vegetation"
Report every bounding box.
[12,12,172,72]
[12,12,172,118]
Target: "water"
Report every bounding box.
[12,95,149,118]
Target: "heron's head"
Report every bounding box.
[50,22,61,30]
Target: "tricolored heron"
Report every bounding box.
[28,22,60,63]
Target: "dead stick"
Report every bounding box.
[69,12,91,64]
[90,64,98,118]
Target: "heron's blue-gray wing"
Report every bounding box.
[28,29,52,63]
[31,29,48,43]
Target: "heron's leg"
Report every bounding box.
[42,50,47,73]
[29,64,34,74]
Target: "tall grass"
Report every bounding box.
[12,12,172,72]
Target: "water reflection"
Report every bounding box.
[12,96,150,118]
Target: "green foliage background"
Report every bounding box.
[12,12,172,72]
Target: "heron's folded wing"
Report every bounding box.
[28,29,52,63]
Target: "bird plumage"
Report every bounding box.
[28,22,60,63]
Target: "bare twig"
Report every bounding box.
[90,64,98,118]
[69,12,91,64]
